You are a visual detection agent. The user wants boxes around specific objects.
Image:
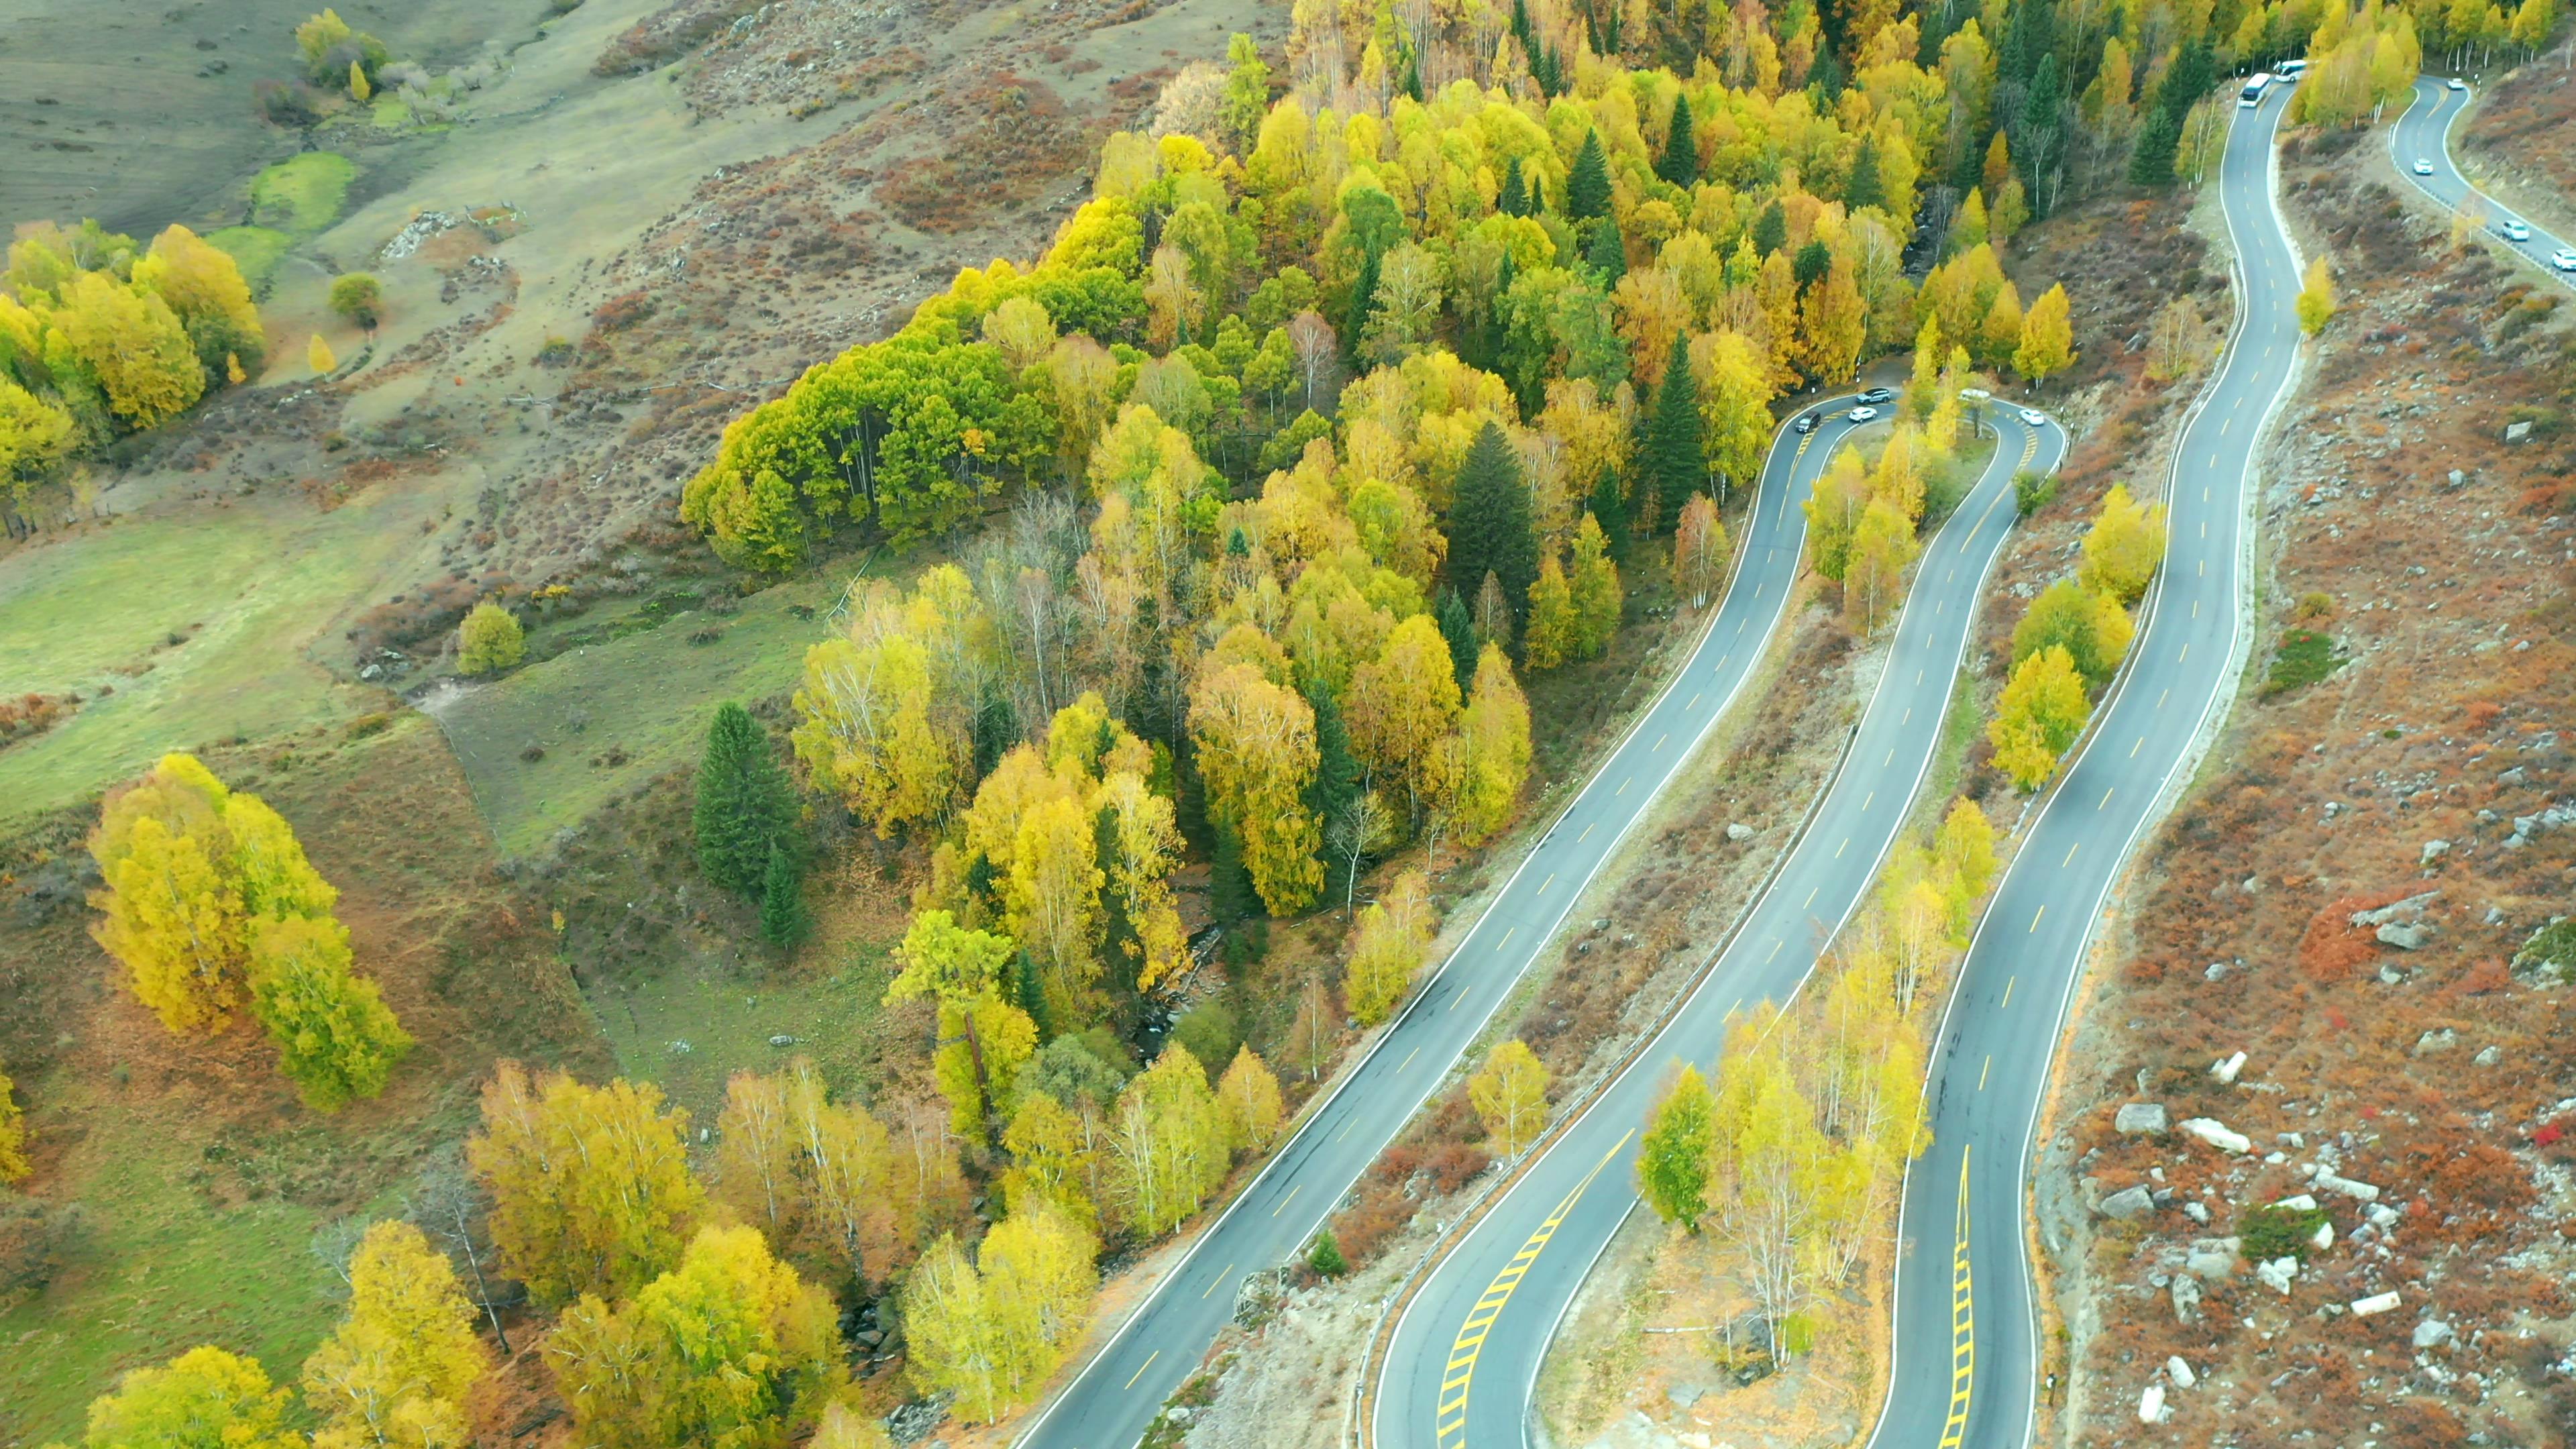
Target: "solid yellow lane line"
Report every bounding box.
[1125,1349,1160,1391]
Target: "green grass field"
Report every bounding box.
[0,1076,343,1445]
[206,227,295,294]
[594,933,902,1124]
[249,152,357,237]
[0,490,441,821]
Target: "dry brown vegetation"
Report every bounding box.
[2046,130,2576,1449]
[2459,53,2576,237]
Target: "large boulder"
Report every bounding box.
[2116,1103,2170,1136]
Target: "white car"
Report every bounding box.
[2554,248,2576,273]
[2017,407,2047,427]
[2447,77,2467,91]
[2412,158,2435,176]
[2499,219,2531,242]
[1847,405,1880,423]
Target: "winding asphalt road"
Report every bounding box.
[2390,75,2576,291]
[1868,81,2301,1449]
[1375,404,2067,1449]
[1017,392,1865,1449]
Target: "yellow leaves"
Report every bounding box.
[791,570,982,839]
[1347,613,1462,812]
[2014,281,2074,382]
[308,331,338,376]
[1842,496,1919,634]
[1446,643,1531,848]
[303,1221,488,1449]
[52,270,205,427]
[455,599,524,674]
[1188,662,1323,915]
[2078,483,2167,604]
[904,1207,1097,1424]
[134,223,267,377]
[1468,1039,1550,1157]
[1105,1045,1228,1237]
[86,1346,303,1449]
[0,1063,28,1183]
[1988,644,2091,790]
[468,1061,706,1308]
[1343,867,1435,1026]
[1215,1045,1285,1152]
[2296,257,2338,337]
[97,816,243,1031]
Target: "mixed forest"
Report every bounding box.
[9,0,2565,1435]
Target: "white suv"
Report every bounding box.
[2555,248,2576,274]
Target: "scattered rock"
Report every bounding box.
[2351,1289,2402,1316]
[2314,1170,2382,1202]
[1725,822,1754,842]
[2414,1319,2454,1348]
[2185,1238,2240,1279]
[2171,1274,2202,1322]
[2181,1118,2253,1154]
[2167,1356,2197,1389]
[2507,419,2533,443]
[2099,1185,2157,1220]
[2256,1256,2300,1295]
[2446,468,2467,488]
[2473,1044,2501,1066]
[1666,1381,1708,1409]
[2411,1028,2457,1056]
[2115,1104,2169,1135]
[2210,1051,2247,1085]
[2365,1203,2400,1228]
[2310,1219,2335,1252]
[2204,961,2229,981]
[2350,891,2440,928]
[2138,1383,2167,1424]
[2273,1193,2319,1211]
[2420,839,2449,867]
[2183,1200,2211,1225]
[2377,921,2436,951]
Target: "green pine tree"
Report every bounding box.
[1566,131,1613,221]
[1656,90,1699,187]
[1304,681,1362,886]
[1585,217,1627,285]
[758,843,809,949]
[1344,246,1381,367]
[1588,469,1629,559]
[1498,155,1527,217]
[1845,136,1885,210]
[1646,332,1703,533]
[695,702,796,898]
[2126,107,2181,186]
[1435,587,1479,691]
[1750,199,1788,257]
[1792,239,1833,291]
[1211,827,1258,924]
[1446,422,1541,621]
[1309,1229,1347,1277]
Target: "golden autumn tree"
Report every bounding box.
[902,1207,1097,1424]
[466,1061,706,1308]
[1469,1039,1550,1157]
[133,223,267,380]
[309,331,338,375]
[1000,1092,1097,1230]
[1445,643,1532,847]
[1842,498,1919,633]
[248,915,413,1112]
[83,1347,303,1449]
[302,1221,490,1449]
[715,1069,804,1248]
[884,911,1036,1147]
[1214,1045,1285,1153]
[1103,1045,1228,1238]
[2013,282,2074,383]
[1673,493,1728,608]
[1522,552,1578,671]
[785,1059,901,1288]
[1343,867,1436,1025]
[2078,484,2167,604]
[1988,644,2092,790]
[1568,513,1622,656]
[0,1062,28,1183]
[1347,612,1463,823]
[549,1225,847,1449]
[792,566,983,839]
[1188,661,1324,914]
[52,271,205,427]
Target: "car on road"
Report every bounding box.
[2018,407,2047,427]
[1847,405,1880,422]
[2447,76,2467,91]
[2500,219,2531,242]
[2413,158,2436,175]
[2554,248,2576,273]
[1793,411,1821,435]
[1855,386,1896,404]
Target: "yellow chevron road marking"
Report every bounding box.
[1435,1130,1636,1449]
[1938,1147,1975,1449]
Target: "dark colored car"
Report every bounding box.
[1792,411,1821,435]
[1854,386,1896,405]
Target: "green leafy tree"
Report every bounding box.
[1638,1064,1714,1227]
[695,702,798,897]
[1217,34,1271,155]
[884,912,1036,1146]
[1434,587,1479,691]
[1307,1229,1346,1277]
[328,273,382,330]
[2010,580,2132,692]
[1750,199,1788,256]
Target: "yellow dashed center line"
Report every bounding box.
[1201,1264,1235,1298]
[1125,1350,1160,1391]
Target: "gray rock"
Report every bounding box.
[2171,1274,2202,1323]
[2377,921,2436,950]
[2351,891,2441,928]
[2116,1104,2170,1136]
[2185,1238,2241,1279]
[2507,419,2534,443]
[2204,961,2229,981]
[2412,1028,2458,1056]
[2100,1185,2157,1220]
[2183,1200,2211,1225]
[2447,468,2467,488]
[1666,1381,1708,1409]
[2414,1319,2454,1349]
[2473,1044,2501,1066]
[2420,839,2450,867]
[1725,822,1754,842]
[2256,1255,2300,1295]
[2167,1356,2197,1389]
